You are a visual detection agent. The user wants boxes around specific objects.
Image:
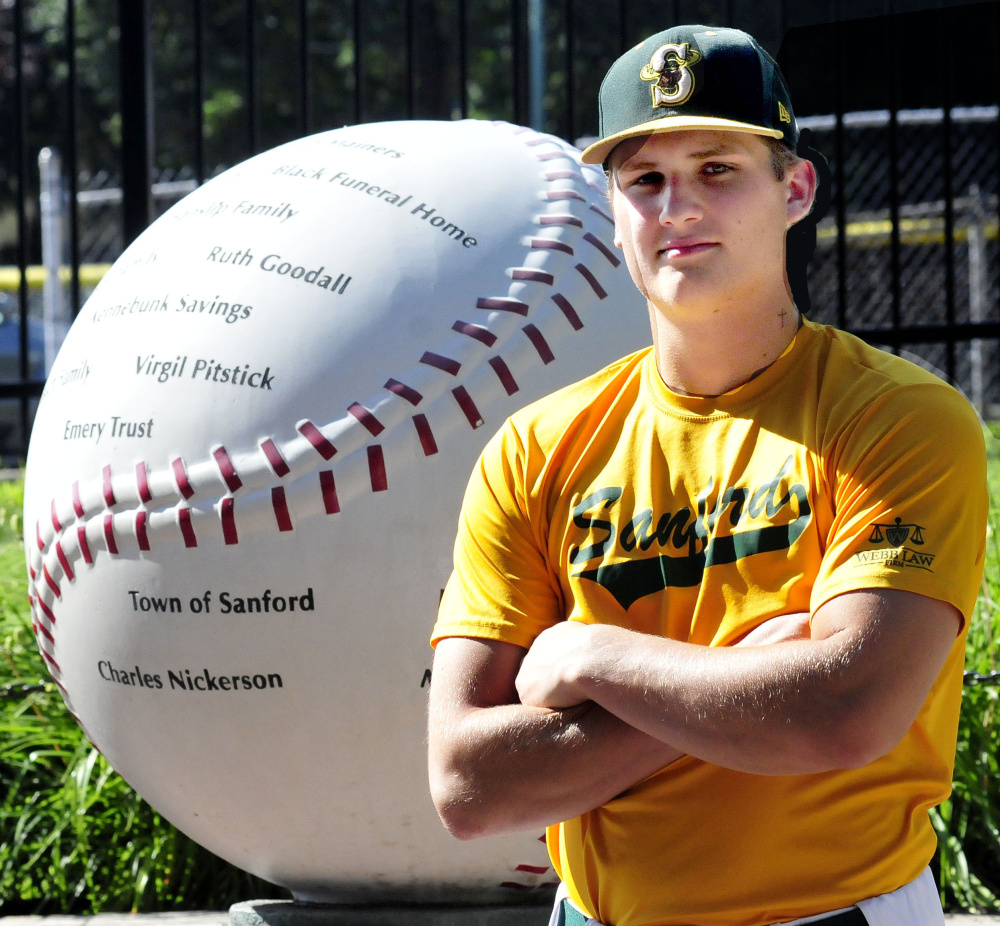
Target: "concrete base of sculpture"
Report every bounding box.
[229,900,552,926]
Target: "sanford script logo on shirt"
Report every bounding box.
[569,456,811,610]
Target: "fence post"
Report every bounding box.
[967,183,986,414]
[38,147,67,377]
[119,0,155,247]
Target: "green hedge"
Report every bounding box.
[2,430,999,913]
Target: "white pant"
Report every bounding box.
[550,867,944,926]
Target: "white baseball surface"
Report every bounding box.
[23,119,649,902]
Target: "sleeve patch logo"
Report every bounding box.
[640,43,702,108]
[855,518,935,572]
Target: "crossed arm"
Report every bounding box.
[427,590,961,840]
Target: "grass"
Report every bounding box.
[2,430,1000,914]
[931,420,1000,912]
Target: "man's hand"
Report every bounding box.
[515,620,596,708]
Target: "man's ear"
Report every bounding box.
[607,178,624,249]
[786,158,817,229]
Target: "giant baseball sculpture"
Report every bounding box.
[24,120,649,902]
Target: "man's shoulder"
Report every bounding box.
[802,320,983,448]
[806,320,957,392]
[505,346,652,442]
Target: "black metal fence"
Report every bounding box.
[1,0,998,461]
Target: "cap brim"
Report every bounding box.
[580,115,785,165]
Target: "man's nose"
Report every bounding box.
[659,176,702,225]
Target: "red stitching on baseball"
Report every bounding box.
[78,525,93,564]
[488,357,519,395]
[452,321,497,346]
[575,263,608,298]
[523,135,551,146]
[213,446,243,492]
[538,215,583,227]
[136,461,152,503]
[589,203,614,224]
[136,510,150,551]
[51,499,62,533]
[56,541,74,582]
[103,465,116,507]
[530,238,574,255]
[272,486,293,532]
[37,597,56,625]
[385,378,423,405]
[552,293,584,330]
[43,564,61,599]
[511,268,554,285]
[261,438,291,476]
[368,446,388,492]
[348,402,386,436]
[36,521,44,551]
[412,414,438,456]
[40,648,61,674]
[221,497,239,545]
[452,387,484,429]
[35,617,55,645]
[515,864,550,874]
[298,420,337,460]
[476,297,528,316]
[536,149,571,161]
[173,457,195,500]
[584,231,621,267]
[104,514,118,554]
[543,169,582,181]
[72,481,84,517]
[523,324,555,364]
[319,470,340,513]
[544,190,586,202]
[420,351,462,376]
[178,508,197,548]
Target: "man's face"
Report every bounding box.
[608,130,812,318]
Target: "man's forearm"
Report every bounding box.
[516,591,961,776]
[430,699,680,839]
[428,638,681,839]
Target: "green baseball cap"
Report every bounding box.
[581,24,798,165]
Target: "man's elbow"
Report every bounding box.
[811,700,913,771]
[429,775,501,841]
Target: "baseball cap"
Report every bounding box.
[581,25,798,165]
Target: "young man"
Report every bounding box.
[427,24,988,926]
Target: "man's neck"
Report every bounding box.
[650,296,801,398]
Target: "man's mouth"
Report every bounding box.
[661,240,717,259]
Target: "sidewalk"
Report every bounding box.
[3,911,1000,925]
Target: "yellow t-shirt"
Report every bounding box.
[432,320,988,926]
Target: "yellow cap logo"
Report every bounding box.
[778,101,792,124]
[640,43,702,108]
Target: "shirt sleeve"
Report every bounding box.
[810,380,988,624]
[431,419,565,649]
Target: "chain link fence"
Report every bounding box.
[803,105,999,416]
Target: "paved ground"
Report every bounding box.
[2,911,1000,925]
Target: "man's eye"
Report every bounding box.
[635,172,663,186]
[703,163,732,175]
